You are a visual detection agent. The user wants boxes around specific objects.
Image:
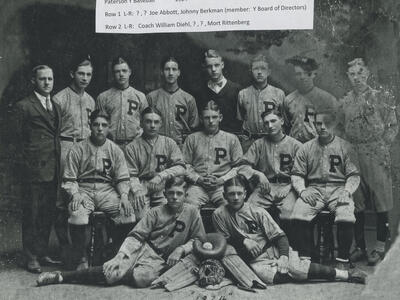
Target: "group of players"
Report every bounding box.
[13,48,398,289]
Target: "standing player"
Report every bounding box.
[237,55,285,151]
[183,101,243,208]
[146,56,199,146]
[238,109,301,243]
[62,110,135,270]
[13,65,62,273]
[340,58,398,266]
[53,55,95,252]
[290,111,360,270]
[37,176,206,288]
[212,176,366,285]
[96,56,148,149]
[283,56,338,143]
[196,49,242,134]
[125,107,186,220]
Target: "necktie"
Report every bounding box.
[46,96,53,112]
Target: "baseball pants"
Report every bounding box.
[185,184,226,208]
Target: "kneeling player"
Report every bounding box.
[212,176,366,285]
[290,111,360,269]
[37,177,206,287]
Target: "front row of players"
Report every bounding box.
[36,99,368,287]
[37,176,366,287]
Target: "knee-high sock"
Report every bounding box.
[55,209,69,247]
[307,263,336,281]
[376,212,389,243]
[337,222,354,261]
[69,224,88,259]
[354,212,366,250]
[61,266,106,284]
[293,220,313,258]
[280,220,294,248]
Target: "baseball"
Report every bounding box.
[202,242,213,250]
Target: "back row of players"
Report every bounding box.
[22,49,397,273]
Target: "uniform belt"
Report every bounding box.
[308,179,345,185]
[268,176,291,184]
[60,136,85,142]
[77,178,111,184]
[139,174,155,181]
[115,139,134,145]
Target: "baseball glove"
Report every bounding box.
[197,259,225,287]
[193,233,227,260]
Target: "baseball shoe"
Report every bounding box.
[26,258,42,274]
[350,247,367,263]
[40,256,62,266]
[37,271,63,286]
[347,268,367,284]
[367,250,385,266]
[76,257,89,271]
[335,260,354,271]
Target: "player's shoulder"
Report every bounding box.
[106,138,124,153]
[313,86,336,100]
[159,135,179,147]
[97,87,115,102]
[299,138,317,152]
[284,90,300,104]
[177,88,195,99]
[213,204,229,218]
[218,130,239,141]
[53,87,70,101]
[239,85,253,94]
[182,203,200,216]
[186,131,203,141]
[129,86,146,99]
[146,88,163,98]
[125,136,144,151]
[283,135,303,147]
[268,84,285,96]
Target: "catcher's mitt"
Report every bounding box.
[197,259,225,287]
[193,233,227,260]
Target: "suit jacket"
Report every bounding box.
[14,93,61,183]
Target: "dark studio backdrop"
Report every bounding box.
[0,0,400,253]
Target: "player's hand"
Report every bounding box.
[103,252,129,284]
[197,176,212,189]
[300,189,320,207]
[274,185,292,201]
[148,174,163,192]
[243,238,262,258]
[167,247,185,267]
[132,190,147,211]
[120,196,133,216]
[71,193,84,211]
[257,173,271,195]
[206,175,223,188]
[276,255,289,274]
[337,190,351,206]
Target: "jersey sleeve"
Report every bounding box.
[230,135,243,166]
[128,209,156,242]
[291,144,308,178]
[211,211,231,240]
[182,135,202,183]
[380,91,399,144]
[182,208,206,254]
[255,207,284,241]
[242,140,259,167]
[62,147,81,197]
[52,93,66,117]
[236,89,245,122]
[124,143,144,193]
[139,93,149,113]
[188,96,199,130]
[112,145,130,195]
[343,143,360,178]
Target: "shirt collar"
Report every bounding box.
[208,76,227,89]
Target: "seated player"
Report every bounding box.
[146,56,199,146]
[62,109,135,270]
[37,176,206,287]
[237,54,285,152]
[183,100,243,208]
[212,176,366,285]
[290,111,360,270]
[238,109,301,244]
[125,106,185,220]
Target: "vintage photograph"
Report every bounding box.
[0,0,399,299]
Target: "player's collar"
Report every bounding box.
[267,133,286,143]
[298,85,315,95]
[163,86,180,94]
[252,83,268,91]
[203,129,220,137]
[69,84,85,96]
[318,135,335,146]
[114,84,131,91]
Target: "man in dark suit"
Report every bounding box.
[13,65,61,273]
[196,49,242,134]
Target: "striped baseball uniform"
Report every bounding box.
[146,88,199,145]
[240,135,302,219]
[290,136,359,222]
[62,138,133,225]
[237,84,285,135]
[183,130,243,207]
[339,86,398,212]
[283,87,338,143]
[106,203,205,286]
[96,86,148,144]
[125,135,186,219]
[212,203,310,284]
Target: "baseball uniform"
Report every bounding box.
[240,135,302,219]
[183,130,243,207]
[196,79,242,133]
[290,136,359,223]
[107,203,205,286]
[339,86,398,212]
[124,135,186,219]
[53,86,95,175]
[283,87,338,143]
[62,138,134,225]
[212,203,311,284]
[146,88,199,145]
[96,86,148,147]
